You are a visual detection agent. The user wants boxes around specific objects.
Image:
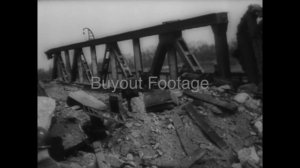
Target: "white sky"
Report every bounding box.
[38,0,262,70]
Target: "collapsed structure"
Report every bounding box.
[39,9,263,168]
[45,12,231,84]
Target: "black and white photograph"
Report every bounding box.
[38,0,263,168]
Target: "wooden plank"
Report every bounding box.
[183,90,237,112]
[46,13,228,57]
[183,103,228,150]
[68,90,107,110]
[172,113,195,156]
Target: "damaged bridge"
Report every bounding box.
[39,9,263,168]
[45,12,231,84]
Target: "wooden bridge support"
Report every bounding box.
[211,23,231,79]
[64,50,72,76]
[168,46,178,80]
[109,48,118,82]
[90,45,98,77]
[76,50,84,83]
[150,39,169,77]
[70,49,82,83]
[150,31,203,80]
[46,13,231,84]
[52,52,66,81]
[52,54,58,80]
[133,38,143,78]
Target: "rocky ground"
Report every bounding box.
[39,81,262,168]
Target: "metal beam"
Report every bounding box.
[46,12,228,58]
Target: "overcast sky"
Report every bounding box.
[38,0,262,70]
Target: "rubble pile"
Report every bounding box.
[40,81,263,168]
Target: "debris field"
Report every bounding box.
[38,80,262,168]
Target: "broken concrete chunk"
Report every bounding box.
[63,152,97,168]
[238,83,258,94]
[233,93,250,104]
[71,105,81,110]
[237,105,247,113]
[138,151,144,158]
[153,143,160,150]
[170,89,183,105]
[122,161,136,168]
[38,96,56,130]
[134,123,142,127]
[68,90,107,110]
[125,122,133,128]
[167,124,174,130]
[217,84,231,92]
[81,152,97,168]
[61,108,90,125]
[254,120,262,137]
[131,95,146,113]
[131,130,140,138]
[126,153,134,161]
[156,149,163,156]
[49,117,87,150]
[238,147,260,165]
[104,154,124,168]
[244,98,261,110]
[93,142,110,168]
